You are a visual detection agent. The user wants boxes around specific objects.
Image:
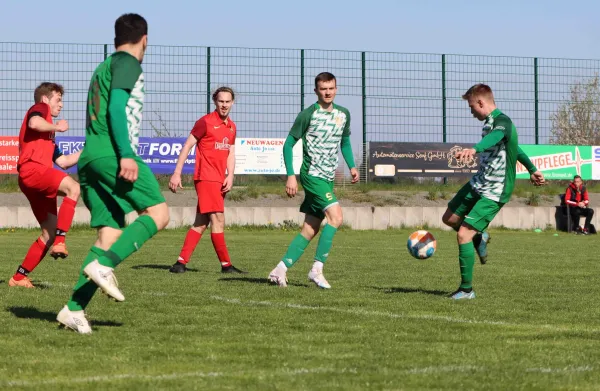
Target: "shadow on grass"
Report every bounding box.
[7,306,123,327]
[371,286,450,297]
[131,264,200,273]
[219,277,310,288]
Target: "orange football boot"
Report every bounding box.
[8,276,35,288]
[50,242,69,259]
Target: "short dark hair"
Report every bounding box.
[212,86,235,102]
[574,175,582,180]
[114,13,148,48]
[34,82,64,103]
[315,72,336,89]
[462,83,494,101]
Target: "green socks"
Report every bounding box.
[281,234,310,268]
[67,246,104,311]
[98,215,158,268]
[459,242,475,290]
[66,215,159,312]
[281,225,339,268]
[315,224,337,263]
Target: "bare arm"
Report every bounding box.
[222,145,236,193]
[54,150,82,170]
[169,134,197,192]
[29,117,68,133]
[174,134,197,175]
[226,145,235,179]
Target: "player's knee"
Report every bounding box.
[210,213,225,230]
[457,227,476,244]
[67,181,80,200]
[146,203,170,230]
[327,213,343,228]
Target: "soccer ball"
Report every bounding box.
[407,230,437,259]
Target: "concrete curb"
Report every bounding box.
[0,206,584,231]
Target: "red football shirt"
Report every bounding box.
[17,102,55,170]
[191,111,236,182]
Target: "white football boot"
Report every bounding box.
[308,268,331,289]
[268,266,288,287]
[57,306,92,334]
[83,260,125,302]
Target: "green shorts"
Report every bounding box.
[78,156,166,229]
[300,173,338,220]
[448,182,504,233]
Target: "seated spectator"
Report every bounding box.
[565,175,594,234]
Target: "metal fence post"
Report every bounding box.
[442,54,447,143]
[103,44,108,60]
[442,54,448,184]
[206,47,211,115]
[300,49,305,111]
[534,57,539,144]
[361,51,367,183]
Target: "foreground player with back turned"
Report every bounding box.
[10,82,81,288]
[442,84,544,300]
[168,86,246,274]
[57,14,170,333]
[268,72,359,289]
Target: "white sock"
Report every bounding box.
[312,260,324,272]
[277,261,288,271]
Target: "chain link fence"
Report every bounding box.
[1,43,599,183]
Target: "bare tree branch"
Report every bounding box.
[550,75,600,145]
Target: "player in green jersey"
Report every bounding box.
[268,72,359,289]
[57,14,170,333]
[442,84,545,300]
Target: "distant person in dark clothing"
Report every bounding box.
[565,175,594,234]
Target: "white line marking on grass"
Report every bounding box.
[3,371,223,387]
[2,367,357,388]
[210,296,600,333]
[526,366,594,373]
[403,365,481,374]
[12,364,592,388]
[210,295,512,326]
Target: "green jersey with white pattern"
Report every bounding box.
[289,102,351,181]
[470,109,518,203]
[79,51,144,167]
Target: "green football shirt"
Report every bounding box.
[470,109,519,203]
[289,102,351,181]
[79,51,144,167]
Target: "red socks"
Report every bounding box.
[177,230,232,267]
[211,232,231,267]
[177,229,202,264]
[54,197,77,245]
[14,238,49,280]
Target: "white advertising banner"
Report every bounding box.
[593,146,600,180]
[234,138,302,175]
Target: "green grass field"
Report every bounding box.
[1,228,600,390]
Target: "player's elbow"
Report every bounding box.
[54,158,68,170]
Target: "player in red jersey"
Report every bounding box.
[9,82,81,288]
[168,87,246,274]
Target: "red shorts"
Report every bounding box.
[18,162,67,224]
[195,180,225,214]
